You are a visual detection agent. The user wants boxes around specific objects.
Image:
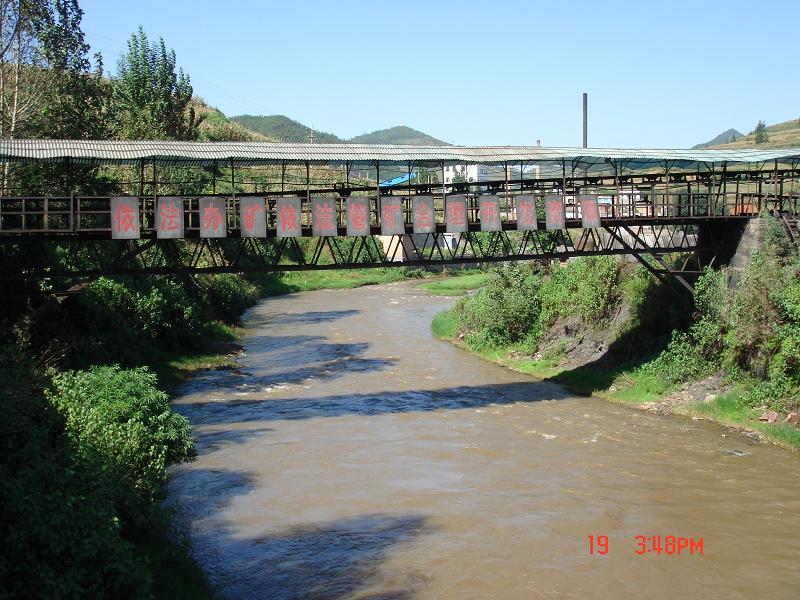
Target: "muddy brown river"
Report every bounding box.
[169,281,800,600]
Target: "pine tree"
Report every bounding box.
[113,26,201,140]
[754,120,768,144]
[36,0,112,140]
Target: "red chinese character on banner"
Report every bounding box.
[446,201,465,226]
[382,203,401,229]
[278,203,299,233]
[314,202,335,230]
[159,202,180,232]
[202,204,224,231]
[242,203,262,231]
[115,203,137,233]
[416,202,432,229]
[547,201,563,225]
[349,203,368,230]
[481,202,499,226]
[581,198,600,226]
[518,200,536,227]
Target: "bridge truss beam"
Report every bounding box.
[0,223,722,289]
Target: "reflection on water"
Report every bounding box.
[169,281,800,600]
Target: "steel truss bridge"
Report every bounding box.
[0,190,778,294]
[1,139,799,295]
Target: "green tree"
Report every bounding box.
[35,0,112,139]
[0,0,51,141]
[754,120,768,144]
[113,26,201,140]
[1,0,113,195]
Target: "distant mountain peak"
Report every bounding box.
[693,128,744,149]
[349,125,448,146]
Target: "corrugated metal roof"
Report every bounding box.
[0,138,798,168]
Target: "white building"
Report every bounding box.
[443,164,488,183]
[442,164,541,184]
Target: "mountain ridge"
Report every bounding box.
[349,125,448,146]
[230,114,448,145]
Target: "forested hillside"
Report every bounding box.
[194,100,273,142]
[231,114,342,143]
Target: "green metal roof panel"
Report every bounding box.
[0,138,798,168]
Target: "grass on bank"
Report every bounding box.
[149,322,243,390]
[257,267,424,295]
[417,272,491,296]
[687,389,800,449]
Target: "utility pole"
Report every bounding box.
[582,92,588,148]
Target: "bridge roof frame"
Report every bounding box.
[1,139,799,171]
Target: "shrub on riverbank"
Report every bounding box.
[200,274,261,323]
[450,257,623,354]
[0,343,151,599]
[454,263,543,350]
[1,332,204,599]
[47,366,196,524]
[29,274,260,370]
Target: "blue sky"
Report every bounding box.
[81,0,799,148]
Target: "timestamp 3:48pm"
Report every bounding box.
[587,535,704,556]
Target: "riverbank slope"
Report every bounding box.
[430,233,800,452]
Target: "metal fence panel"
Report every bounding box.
[516,194,538,231]
[580,194,601,229]
[380,197,404,235]
[445,195,468,233]
[157,196,184,239]
[312,197,338,237]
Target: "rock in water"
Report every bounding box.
[726,449,750,457]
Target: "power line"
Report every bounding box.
[83,29,268,116]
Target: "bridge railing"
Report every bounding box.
[0,191,791,237]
